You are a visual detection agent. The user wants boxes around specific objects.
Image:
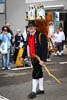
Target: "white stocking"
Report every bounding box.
[32,79,38,93]
[39,78,44,91]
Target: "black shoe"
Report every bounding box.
[36,90,44,95]
[28,92,36,99]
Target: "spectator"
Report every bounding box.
[5,23,14,63]
[6,23,14,43]
[14,29,24,62]
[54,29,63,56]
[0,26,11,70]
[59,27,65,55]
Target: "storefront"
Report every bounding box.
[45,5,67,39]
[26,3,67,39]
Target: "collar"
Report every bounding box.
[30,30,36,36]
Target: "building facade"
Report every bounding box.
[0,0,67,38]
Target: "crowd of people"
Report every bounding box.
[0,22,65,70]
[0,23,26,70]
[0,21,48,99]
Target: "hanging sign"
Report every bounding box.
[54,12,59,21]
[48,21,54,37]
[25,0,56,3]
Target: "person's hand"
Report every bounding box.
[39,60,45,66]
[17,40,21,42]
[11,35,14,38]
[3,32,8,35]
[20,58,24,63]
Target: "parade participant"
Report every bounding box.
[20,21,48,99]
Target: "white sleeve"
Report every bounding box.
[23,29,27,41]
[62,32,65,41]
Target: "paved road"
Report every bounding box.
[0,50,67,100]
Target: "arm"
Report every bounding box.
[9,29,14,39]
[41,34,48,62]
[0,33,3,40]
[7,33,11,40]
[21,35,24,43]
[14,35,19,46]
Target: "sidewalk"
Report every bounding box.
[0,48,67,70]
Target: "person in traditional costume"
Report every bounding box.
[20,21,48,99]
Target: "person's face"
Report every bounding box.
[17,31,21,35]
[26,27,29,32]
[56,29,59,33]
[6,24,10,28]
[59,28,63,32]
[3,31,8,34]
[28,26,36,33]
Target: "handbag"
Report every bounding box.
[19,42,24,49]
[1,42,8,54]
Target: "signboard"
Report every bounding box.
[54,12,59,21]
[0,0,5,13]
[48,21,54,37]
[25,0,56,3]
[0,0,4,3]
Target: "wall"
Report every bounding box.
[0,14,5,32]
[6,0,26,34]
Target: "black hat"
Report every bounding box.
[2,26,8,32]
[27,21,37,27]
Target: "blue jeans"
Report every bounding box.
[2,49,10,69]
[55,42,62,52]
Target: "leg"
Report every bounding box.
[58,43,62,55]
[39,78,44,91]
[61,41,65,54]
[36,78,44,95]
[2,54,7,69]
[28,78,37,99]
[14,48,19,62]
[7,49,10,69]
[56,43,59,55]
[28,58,43,99]
[32,79,38,93]
[32,59,44,94]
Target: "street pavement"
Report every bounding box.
[0,49,67,100]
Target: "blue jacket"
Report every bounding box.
[0,32,11,49]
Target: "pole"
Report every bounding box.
[5,0,7,24]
